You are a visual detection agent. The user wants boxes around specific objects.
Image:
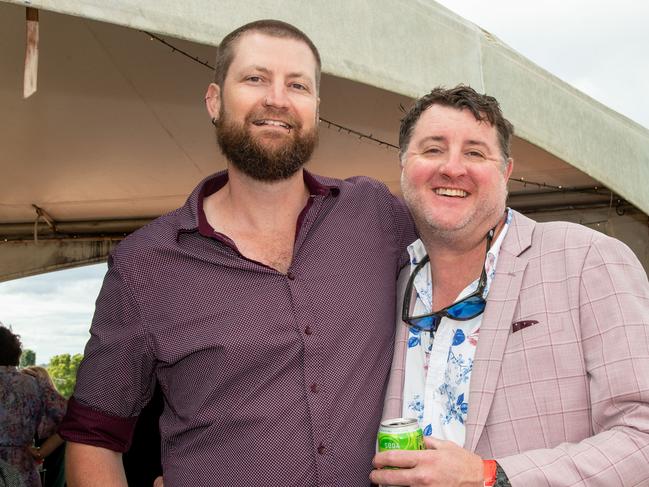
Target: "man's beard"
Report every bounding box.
[215,110,318,182]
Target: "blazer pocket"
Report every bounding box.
[512,320,539,333]
[506,318,564,351]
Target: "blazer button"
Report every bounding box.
[310,383,319,393]
[287,271,295,280]
[317,443,326,455]
[304,326,312,335]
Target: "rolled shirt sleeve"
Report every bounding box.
[59,256,156,451]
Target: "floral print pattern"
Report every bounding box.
[0,367,66,487]
[402,209,512,446]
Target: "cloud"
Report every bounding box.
[0,264,106,364]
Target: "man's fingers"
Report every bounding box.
[153,476,164,487]
[370,451,436,486]
[370,467,412,486]
[424,436,445,449]
[373,449,425,469]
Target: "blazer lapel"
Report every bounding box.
[465,212,534,452]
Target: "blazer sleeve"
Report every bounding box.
[497,235,649,486]
[382,266,411,420]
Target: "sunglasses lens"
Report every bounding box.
[446,295,486,320]
[409,314,439,331]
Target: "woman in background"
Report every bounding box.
[0,324,66,487]
[22,367,66,487]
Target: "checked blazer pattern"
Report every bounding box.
[384,210,649,486]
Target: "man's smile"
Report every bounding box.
[434,187,468,198]
[252,119,293,130]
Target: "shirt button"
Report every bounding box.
[317,443,326,455]
[310,383,319,393]
[287,271,295,280]
[304,326,312,335]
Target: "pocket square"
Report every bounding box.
[511,320,539,333]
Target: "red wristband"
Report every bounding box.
[483,460,497,486]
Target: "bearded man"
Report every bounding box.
[59,20,415,487]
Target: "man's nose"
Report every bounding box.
[263,82,290,109]
[439,150,467,177]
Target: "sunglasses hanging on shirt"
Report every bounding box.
[402,227,495,338]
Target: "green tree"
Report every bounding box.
[47,353,83,398]
[19,349,36,367]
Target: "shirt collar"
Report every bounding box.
[406,208,513,310]
[176,169,339,238]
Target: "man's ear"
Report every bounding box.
[504,157,514,179]
[399,152,407,169]
[205,83,221,121]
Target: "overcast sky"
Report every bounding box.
[435,0,649,129]
[1,1,648,364]
[0,264,105,364]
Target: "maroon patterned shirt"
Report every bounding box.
[60,170,416,487]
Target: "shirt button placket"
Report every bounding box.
[286,268,332,481]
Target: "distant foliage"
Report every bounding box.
[47,353,83,398]
[19,349,36,367]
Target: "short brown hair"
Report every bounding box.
[0,324,22,366]
[399,85,514,161]
[214,19,322,91]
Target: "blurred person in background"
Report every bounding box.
[0,457,26,487]
[121,384,163,487]
[0,324,66,487]
[22,367,66,487]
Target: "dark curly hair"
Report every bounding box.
[399,85,514,162]
[0,324,22,366]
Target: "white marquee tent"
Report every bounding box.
[2,0,648,282]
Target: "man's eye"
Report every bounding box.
[246,76,263,83]
[291,83,307,91]
[424,148,442,154]
[467,151,485,158]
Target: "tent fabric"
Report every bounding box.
[4,0,649,214]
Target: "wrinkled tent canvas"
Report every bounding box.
[1,0,648,281]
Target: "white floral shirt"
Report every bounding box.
[402,209,512,447]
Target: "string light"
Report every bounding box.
[141,31,630,203]
[318,118,398,150]
[508,177,622,198]
[144,31,214,70]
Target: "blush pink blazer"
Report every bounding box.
[384,210,649,485]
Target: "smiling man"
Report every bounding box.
[59,20,415,487]
[371,85,649,486]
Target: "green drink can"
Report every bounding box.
[377,417,425,452]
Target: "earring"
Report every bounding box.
[211,118,218,126]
